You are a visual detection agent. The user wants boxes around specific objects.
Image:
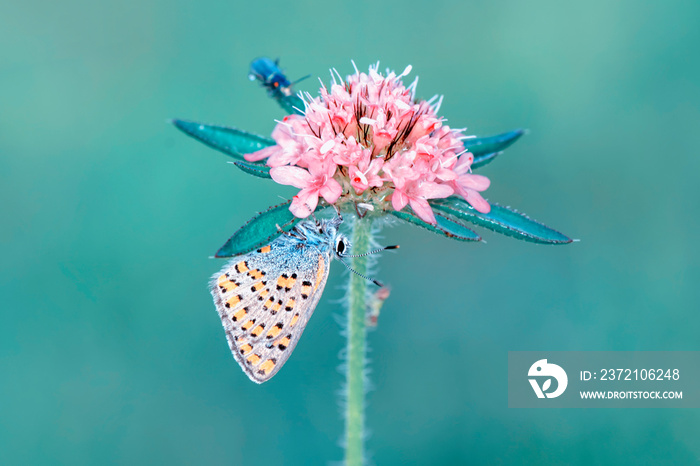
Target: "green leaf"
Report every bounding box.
[229,160,272,179]
[463,129,525,158]
[215,202,300,257]
[388,209,481,242]
[172,119,274,160]
[471,151,502,170]
[275,94,305,116]
[430,197,572,244]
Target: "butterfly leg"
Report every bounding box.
[276,223,306,240]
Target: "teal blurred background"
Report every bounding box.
[2,0,699,464]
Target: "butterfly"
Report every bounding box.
[210,214,352,383]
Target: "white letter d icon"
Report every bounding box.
[528,359,568,399]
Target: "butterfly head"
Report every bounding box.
[334,233,349,259]
[310,214,349,259]
[293,210,346,250]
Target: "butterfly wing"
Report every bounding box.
[210,237,333,383]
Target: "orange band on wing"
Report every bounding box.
[314,255,325,289]
[290,313,300,327]
[258,358,276,376]
[225,295,242,308]
[218,274,239,293]
[232,307,248,322]
[266,323,283,339]
[251,281,265,292]
[278,335,291,351]
[250,324,265,338]
[300,281,312,299]
[239,343,253,355]
[248,269,265,280]
[235,261,249,274]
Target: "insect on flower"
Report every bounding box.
[172,58,573,384]
[249,57,310,98]
[211,211,396,383]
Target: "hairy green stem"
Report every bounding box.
[344,217,372,466]
[273,93,305,116]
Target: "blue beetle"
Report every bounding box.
[249,57,294,97]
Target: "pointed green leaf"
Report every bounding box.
[229,160,272,179]
[388,209,481,242]
[275,94,305,116]
[172,119,274,160]
[471,151,502,170]
[463,129,525,157]
[430,197,572,244]
[215,202,300,257]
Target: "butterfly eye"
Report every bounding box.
[336,239,345,255]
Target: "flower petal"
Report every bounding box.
[244,145,279,162]
[464,190,491,213]
[391,189,409,212]
[290,189,319,218]
[319,178,342,204]
[270,166,313,189]
[419,181,454,200]
[457,174,490,191]
[409,198,437,225]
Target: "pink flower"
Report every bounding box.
[249,63,491,223]
[391,180,454,224]
[270,160,342,218]
[450,153,491,213]
[245,115,308,168]
[349,157,383,194]
[332,136,368,167]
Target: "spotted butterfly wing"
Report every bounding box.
[210,224,335,383]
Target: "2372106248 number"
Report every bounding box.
[599,369,680,381]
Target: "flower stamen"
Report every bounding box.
[245,63,492,224]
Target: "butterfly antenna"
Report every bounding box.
[340,245,399,258]
[337,257,384,287]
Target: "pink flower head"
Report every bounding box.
[245,63,491,224]
[270,160,342,218]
